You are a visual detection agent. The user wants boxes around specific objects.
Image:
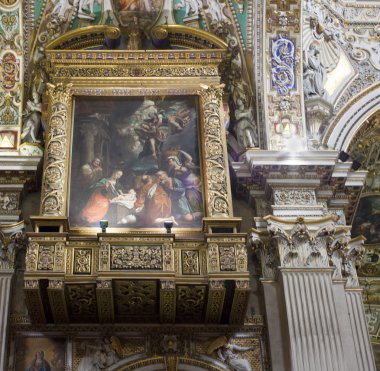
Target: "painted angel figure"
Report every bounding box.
[207,336,253,371]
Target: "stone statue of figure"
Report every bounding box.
[303,43,326,98]
[21,88,42,144]
[207,336,253,371]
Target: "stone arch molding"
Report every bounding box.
[105,355,225,370]
[323,83,380,151]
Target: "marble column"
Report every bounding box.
[252,214,376,371]
[0,272,13,371]
[344,237,376,371]
[0,222,26,370]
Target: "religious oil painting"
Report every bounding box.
[69,96,204,230]
[14,337,66,371]
[352,194,380,244]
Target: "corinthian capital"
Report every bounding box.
[0,222,26,271]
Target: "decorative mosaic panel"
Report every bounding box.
[271,34,296,95]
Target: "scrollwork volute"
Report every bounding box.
[198,84,232,218]
[41,83,72,216]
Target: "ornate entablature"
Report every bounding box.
[23,25,251,328]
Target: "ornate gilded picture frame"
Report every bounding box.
[40,28,233,232]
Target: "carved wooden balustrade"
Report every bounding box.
[24,218,250,325]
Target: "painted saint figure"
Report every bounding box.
[80,169,124,225]
[167,153,203,216]
[156,170,195,222]
[27,350,51,371]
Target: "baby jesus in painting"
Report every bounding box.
[111,189,137,209]
[111,189,139,225]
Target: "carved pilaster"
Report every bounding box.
[205,280,225,323]
[264,0,306,151]
[47,279,69,323]
[160,280,176,323]
[96,279,114,323]
[40,83,72,216]
[198,84,232,217]
[229,280,250,325]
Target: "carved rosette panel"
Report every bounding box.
[181,250,199,275]
[37,245,54,270]
[110,246,163,270]
[41,83,72,216]
[198,85,232,218]
[73,249,92,274]
[219,246,236,271]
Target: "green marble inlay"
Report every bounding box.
[34,0,44,27]
[231,0,246,45]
